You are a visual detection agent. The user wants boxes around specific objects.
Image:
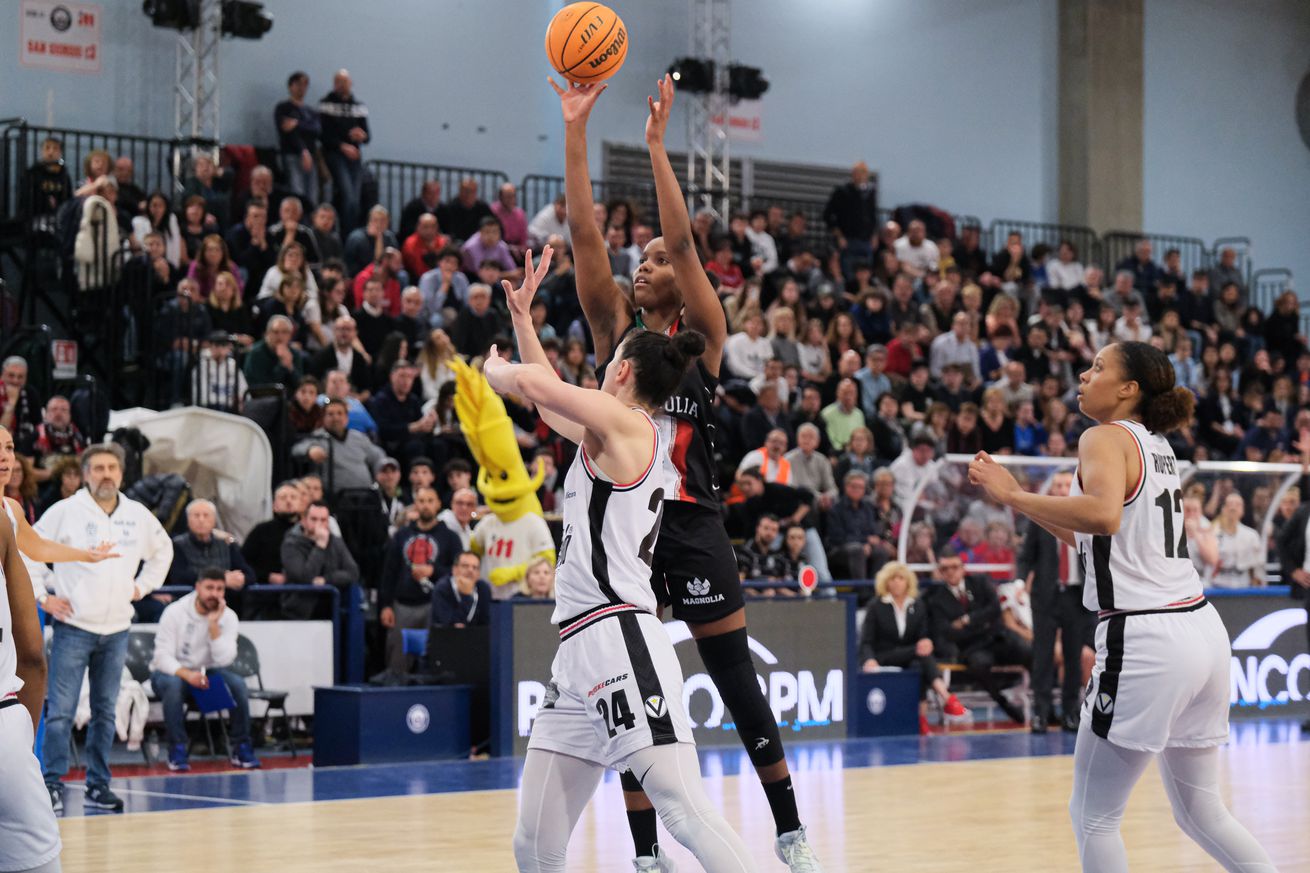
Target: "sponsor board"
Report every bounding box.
[505,599,851,756]
[1212,595,1310,717]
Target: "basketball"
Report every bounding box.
[545,2,628,84]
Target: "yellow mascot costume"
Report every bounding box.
[451,356,556,599]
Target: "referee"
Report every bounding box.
[1016,470,1094,733]
[29,444,173,813]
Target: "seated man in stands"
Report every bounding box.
[293,399,385,494]
[737,427,792,484]
[448,283,504,358]
[280,500,360,620]
[402,213,449,281]
[28,394,85,481]
[344,205,399,276]
[726,466,810,540]
[269,196,320,263]
[923,549,1030,723]
[242,315,304,389]
[309,315,372,394]
[735,514,792,586]
[431,550,492,628]
[148,567,261,771]
[379,486,462,674]
[825,471,881,581]
[436,486,477,549]
[321,369,378,437]
[167,498,255,618]
[367,361,439,465]
[784,423,837,512]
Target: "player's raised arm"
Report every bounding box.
[501,245,582,441]
[484,348,638,449]
[645,74,726,376]
[968,426,1130,536]
[550,78,631,363]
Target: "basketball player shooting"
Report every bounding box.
[969,342,1275,873]
[551,72,822,873]
[487,247,756,873]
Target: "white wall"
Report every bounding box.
[1,0,1305,282]
[1142,0,1310,286]
[0,0,1055,214]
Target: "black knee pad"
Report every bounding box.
[695,628,785,768]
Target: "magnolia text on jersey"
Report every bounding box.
[665,395,698,417]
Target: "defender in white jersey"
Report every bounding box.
[488,247,755,873]
[0,493,63,873]
[971,342,1275,872]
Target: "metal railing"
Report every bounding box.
[1250,268,1293,313]
[988,218,1101,268]
[366,159,509,232]
[1,119,216,218]
[1102,230,1209,281]
[519,173,663,234]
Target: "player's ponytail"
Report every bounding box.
[619,328,708,409]
[665,330,707,371]
[1115,341,1195,433]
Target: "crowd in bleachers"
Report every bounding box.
[7,71,1310,640]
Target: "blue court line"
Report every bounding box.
[56,718,1307,818]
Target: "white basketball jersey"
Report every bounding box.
[1072,419,1204,613]
[552,409,668,624]
[0,500,22,700]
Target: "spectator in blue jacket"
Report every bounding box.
[378,486,463,673]
[366,361,439,465]
[432,550,492,627]
[826,471,882,581]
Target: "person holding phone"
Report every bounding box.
[148,567,260,772]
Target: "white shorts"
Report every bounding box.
[1083,602,1230,754]
[529,608,694,769]
[0,701,62,873]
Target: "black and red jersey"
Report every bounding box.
[597,319,721,511]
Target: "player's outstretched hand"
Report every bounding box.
[549,78,607,126]
[84,540,121,563]
[645,74,675,146]
[502,246,554,320]
[968,451,1021,505]
[483,345,512,394]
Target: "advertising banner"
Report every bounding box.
[20,1,102,74]
[1211,593,1310,719]
[499,598,854,757]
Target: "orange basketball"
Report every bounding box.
[545,2,629,84]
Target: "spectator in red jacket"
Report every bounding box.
[352,247,407,316]
[402,214,448,281]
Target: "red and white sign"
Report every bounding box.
[20,1,102,75]
[712,99,763,143]
[51,339,77,379]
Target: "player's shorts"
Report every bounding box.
[0,698,62,873]
[651,502,744,624]
[529,604,694,769]
[1083,599,1230,754]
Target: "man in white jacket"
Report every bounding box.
[148,567,259,772]
[30,444,173,814]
